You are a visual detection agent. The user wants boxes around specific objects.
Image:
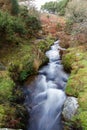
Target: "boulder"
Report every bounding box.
[62,97,79,120]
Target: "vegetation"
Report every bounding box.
[66,0,87,23]
[65,0,87,38]
[0,11,26,42]
[62,46,87,129]
[41,0,69,15]
[11,0,19,15]
[0,0,53,128]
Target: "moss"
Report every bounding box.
[63,46,87,129]
[78,111,87,129]
[0,76,15,103]
[38,37,54,52]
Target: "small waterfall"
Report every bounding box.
[24,40,69,130]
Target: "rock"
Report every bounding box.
[62,97,79,120]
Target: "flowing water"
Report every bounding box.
[24,40,69,130]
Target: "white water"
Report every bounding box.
[24,40,69,130]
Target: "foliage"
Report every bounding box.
[0,11,26,42]
[11,0,19,15]
[0,76,15,103]
[19,6,41,37]
[56,0,69,15]
[65,18,73,34]
[24,14,41,36]
[66,0,87,23]
[0,4,41,42]
[41,0,69,15]
[41,1,57,13]
[38,37,54,52]
[8,63,21,82]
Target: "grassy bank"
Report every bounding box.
[0,36,54,129]
[62,46,87,129]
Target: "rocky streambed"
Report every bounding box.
[23,40,70,130]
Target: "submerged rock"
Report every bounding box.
[62,97,79,120]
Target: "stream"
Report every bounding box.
[24,40,69,130]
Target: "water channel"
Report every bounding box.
[24,40,69,130]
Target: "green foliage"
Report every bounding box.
[20,70,28,81]
[23,14,41,37]
[20,60,35,81]
[0,7,41,42]
[78,111,87,130]
[38,37,54,52]
[8,56,36,82]
[41,1,57,13]
[65,18,73,33]
[41,0,69,15]
[11,0,19,15]
[57,0,69,11]
[0,11,26,42]
[19,6,41,37]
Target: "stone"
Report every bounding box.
[62,96,79,120]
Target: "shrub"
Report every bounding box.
[24,15,41,37]
[57,0,69,15]
[0,11,26,42]
[11,0,19,15]
[65,18,73,33]
[41,0,69,15]
[19,6,41,37]
[66,0,87,23]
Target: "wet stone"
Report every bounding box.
[62,97,79,120]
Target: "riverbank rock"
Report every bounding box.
[62,97,79,120]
